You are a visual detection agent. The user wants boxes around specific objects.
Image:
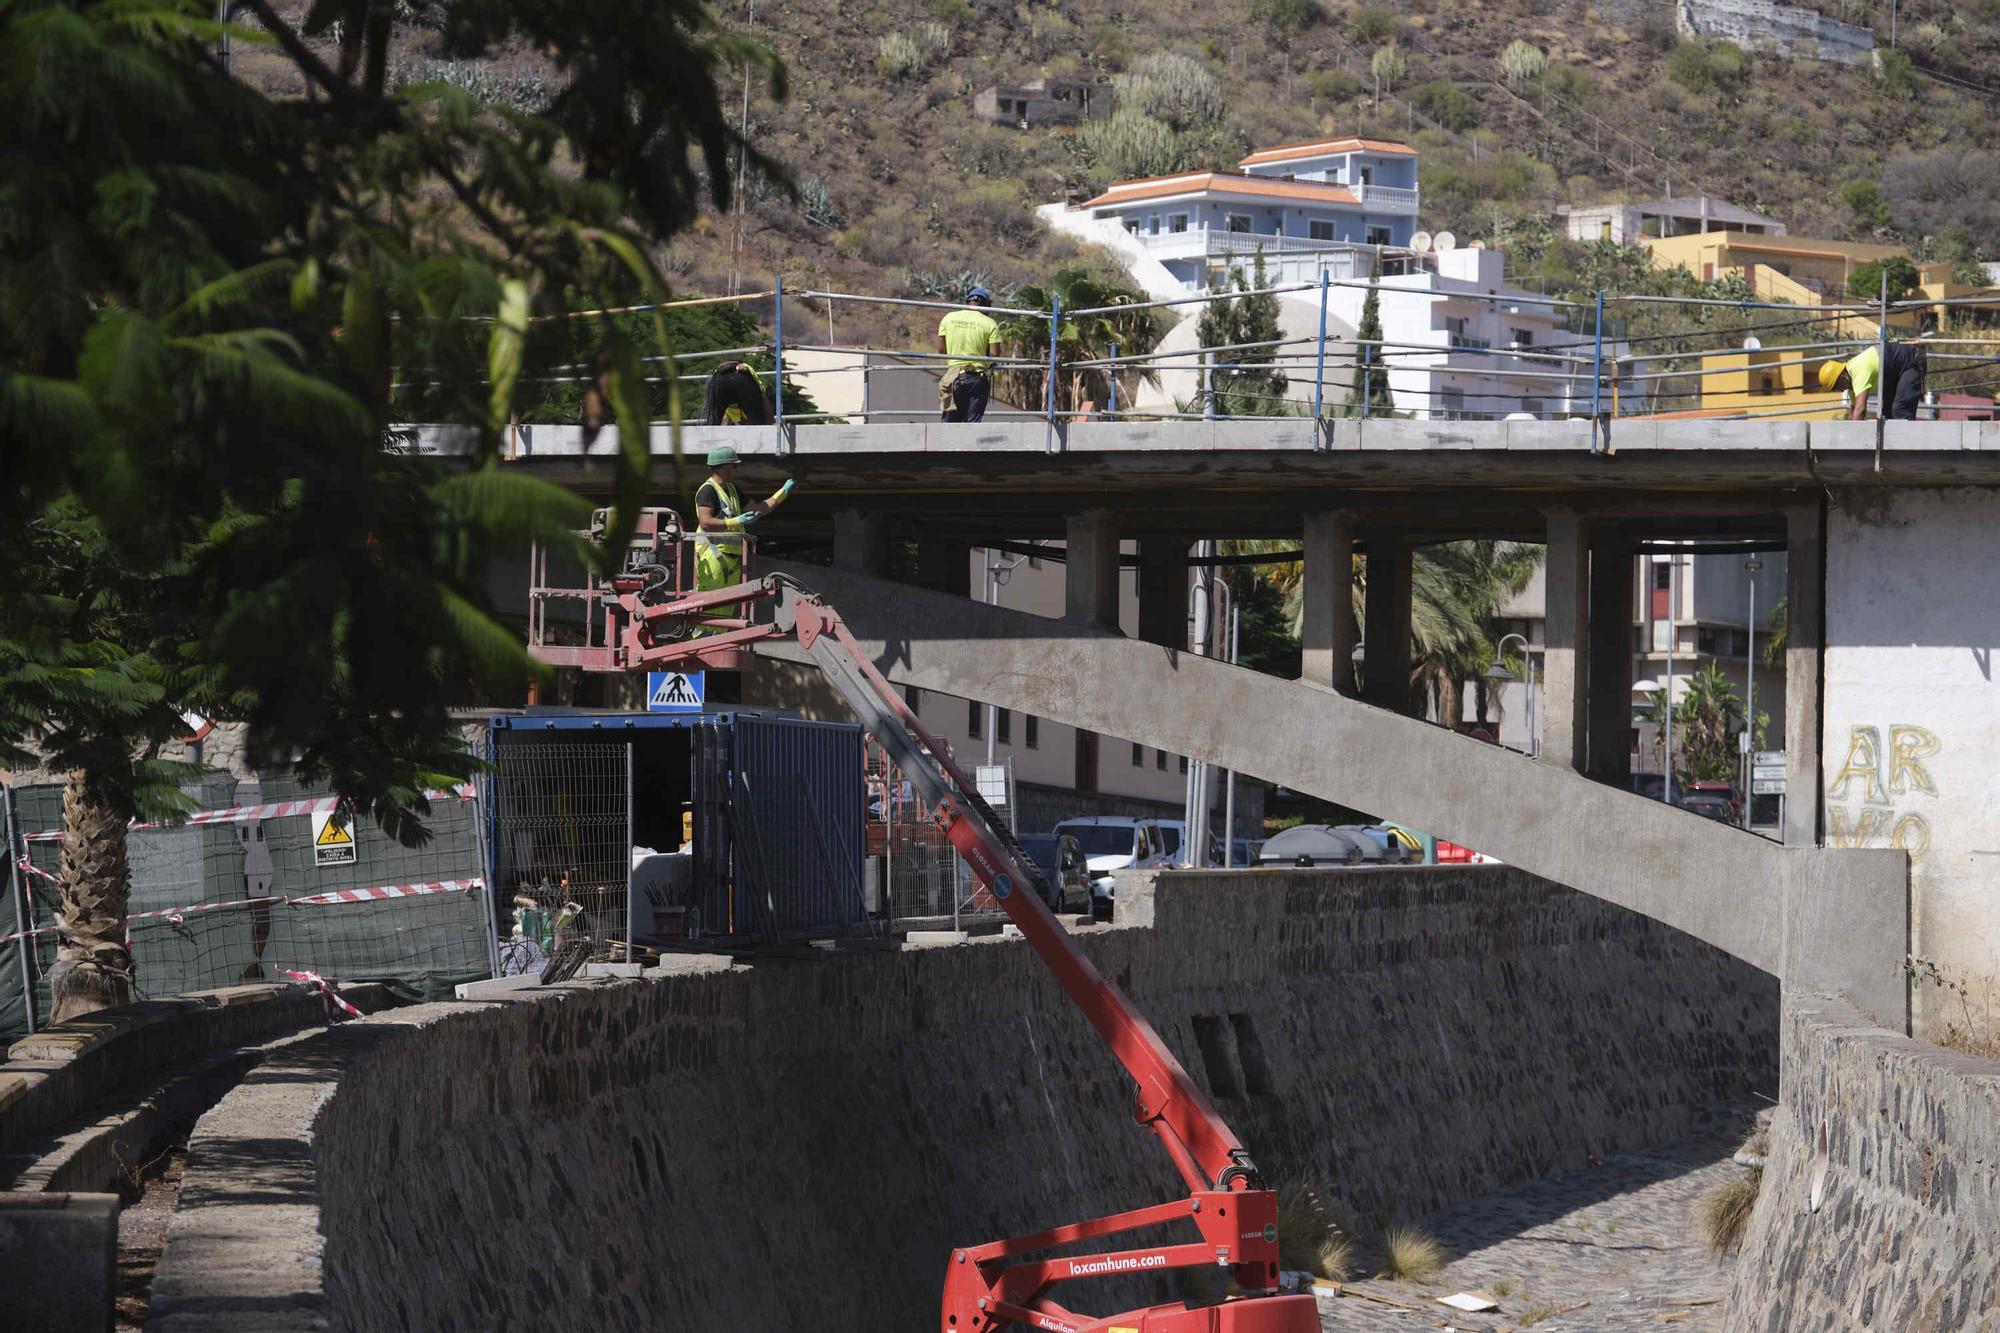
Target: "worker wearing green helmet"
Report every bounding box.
[693,444,794,632]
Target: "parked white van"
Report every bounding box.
[1050,816,1173,917]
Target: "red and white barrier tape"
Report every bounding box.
[20,784,477,842]
[289,879,484,906]
[0,875,484,944]
[284,968,361,1020]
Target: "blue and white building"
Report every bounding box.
[1041,136,1423,298]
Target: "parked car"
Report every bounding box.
[1687,781,1742,823]
[1226,838,1264,867]
[1156,819,1227,867]
[1050,817,1173,915]
[1678,793,1736,823]
[1257,824,1399,867]
[1017,833,1089,914]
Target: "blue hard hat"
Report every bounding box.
[967,286,993,305]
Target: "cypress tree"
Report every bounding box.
[1345,257,1395,416]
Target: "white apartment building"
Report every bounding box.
[1135,244,1602,421]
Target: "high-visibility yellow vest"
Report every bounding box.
[694,474,744,577]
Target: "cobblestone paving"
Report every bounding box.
[1315,1105,1759,1332]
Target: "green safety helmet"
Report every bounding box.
[707,445,740,467]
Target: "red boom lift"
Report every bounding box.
[528,515,1316,1333]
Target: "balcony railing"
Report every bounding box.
[1350,182,1420,211]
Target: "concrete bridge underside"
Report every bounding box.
[761,557,1908,1026]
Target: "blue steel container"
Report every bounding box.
[486,708,867,943]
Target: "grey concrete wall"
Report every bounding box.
[156,869,1781,1332]
[1822,487,2000,1042]
[761,559,1911,1025]
[1724,994,2000,1331]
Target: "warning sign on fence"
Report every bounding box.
[311,809,358,867]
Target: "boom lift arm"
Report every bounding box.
[531,564,1315,1333]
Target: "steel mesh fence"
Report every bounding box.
[2,771,493,1039]
[486,740,631,962]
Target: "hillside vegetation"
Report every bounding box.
[256,0,2000,346]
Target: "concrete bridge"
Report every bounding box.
[448,416,2000,1033]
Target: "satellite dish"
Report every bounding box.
[1410,230,1433,253]
[1435,230,1457,252]
[1743,335,1762,350]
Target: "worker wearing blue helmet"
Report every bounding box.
[936,285,999,422]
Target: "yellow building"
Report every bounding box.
[1643,231,1905,300]
[1675,346,1848,420]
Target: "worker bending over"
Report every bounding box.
[1819,340,1928,420]
[693,445,794,624]
[937,286,999,422]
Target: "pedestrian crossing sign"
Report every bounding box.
[646,670,706,712]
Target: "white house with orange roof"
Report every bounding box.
[1038,136,1423,299]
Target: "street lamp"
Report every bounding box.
[983,550,1024,766]
[1484,632,1537,757]
[1743,556,1763,831]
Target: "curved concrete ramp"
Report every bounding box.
[764,560,1907,1025]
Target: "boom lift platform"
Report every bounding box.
[528,520,1315,1333]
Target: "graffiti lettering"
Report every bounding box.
[1828,723,1940,860]
[1888,725,1940,798]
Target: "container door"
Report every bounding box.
[730,716,869,939]
[690,716,734,937]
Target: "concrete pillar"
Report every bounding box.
[1299,510,1358,693]
[1065,510,1122,631]
[1136,539,1189,648]
[1585,523,1634,785]
[1784,501,1824,847]
[1540,507,1590,771]
[915,537,972,598]
[831,509,890,576]
[1359,526,1412,711]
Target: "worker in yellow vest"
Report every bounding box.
[693,445,793,631]
[1818,341,1928,420]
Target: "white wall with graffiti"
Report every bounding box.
[1825,487,2000,1036]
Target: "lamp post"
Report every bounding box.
[983,550,1024,766]
[1661,553,1678,806]
[1484,632,1537,757]
[1743,556,1762,831]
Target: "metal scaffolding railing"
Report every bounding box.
[417,267,2000,452]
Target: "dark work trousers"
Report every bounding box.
[944,370,992,423]
[1882,342,1927,420]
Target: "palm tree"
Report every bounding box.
[1222,538,1541,725]
[996,267,1163,415]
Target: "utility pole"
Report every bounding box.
[728,0,758,296]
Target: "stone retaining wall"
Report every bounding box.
[1723,994,2000,1331]
[158,867,1778,1331]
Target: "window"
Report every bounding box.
[1225,213,1253,233]
[905,684,921,716]
[1358,166,1373,186]
[1122,218,1139,235]
[997,709,1012,745]
[1156,750,1167,770]
[1653,564,1672,591]
[1146,215,1160,236]
[1521,398,1544,417]
[967,700,982,739]
[1439,387,1466,418]
[1510,329,1534,349]
[1167,213,1189,234]
[1025,716,1039,750]
[1132,742,1144,767]
[1366,224,1392,246]
[1309,218,1335,241]
[1178,755,1190,774]
[1697,628,1718,655]
[1444,317,1488,352]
